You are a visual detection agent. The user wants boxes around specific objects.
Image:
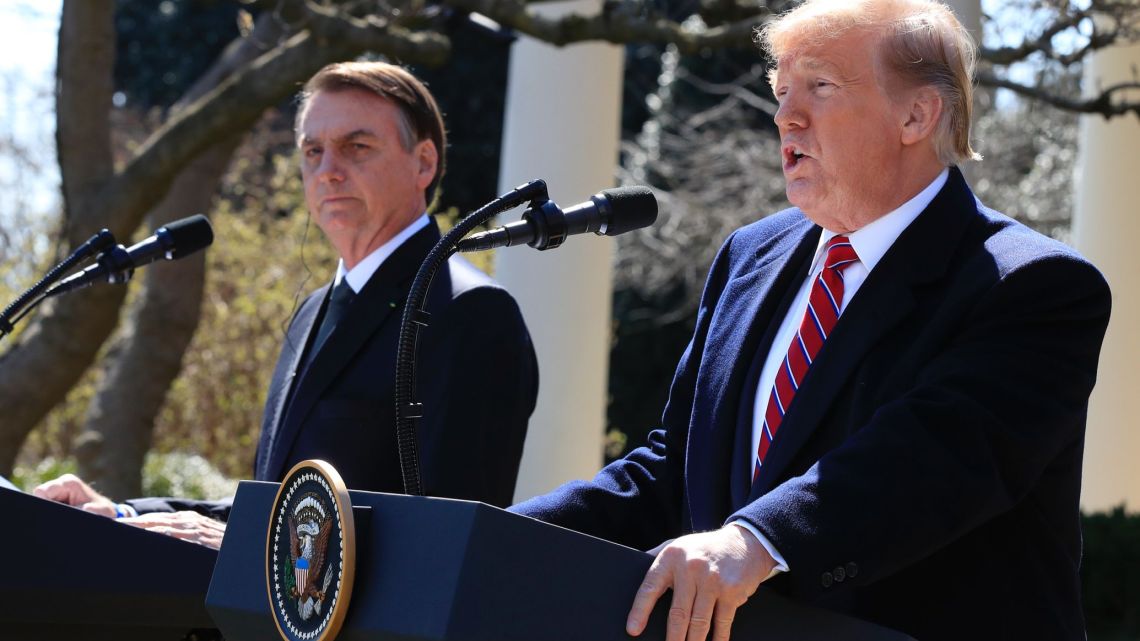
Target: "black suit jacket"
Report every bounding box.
[513,169,1111,639]
[134,219,538,515]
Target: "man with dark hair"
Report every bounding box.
[511,1,1110,640]
[36,62,539,547]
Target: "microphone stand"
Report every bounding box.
[0,229,116,342]
[393,180,549,496]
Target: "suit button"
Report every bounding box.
[833,566,846,582]
[821,571,833,588]
[846,562,859,578]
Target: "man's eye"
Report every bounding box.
[304,147,322,157]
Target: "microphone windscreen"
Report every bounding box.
[163,214,214,259]
[599,186,658,236]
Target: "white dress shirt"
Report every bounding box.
[734,168,949,577]
[334,213,431,293]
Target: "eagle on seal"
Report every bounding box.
[288,515,333,604]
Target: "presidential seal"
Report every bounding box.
[267,460,356,641]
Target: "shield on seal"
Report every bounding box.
[294,556,310,593]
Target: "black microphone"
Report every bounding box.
[47,214,214,296]
[456,186,658,252]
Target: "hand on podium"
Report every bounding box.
[33,473,226,549]
[33,473,118,517]
[120,511,226,549]
[627,525,776,641]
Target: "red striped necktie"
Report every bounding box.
[755,235,859,479]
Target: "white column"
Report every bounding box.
[496,1,624,501]
[1073,37,1140,511]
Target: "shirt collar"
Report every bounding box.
[335,213,431,293]
[814,168,949,272]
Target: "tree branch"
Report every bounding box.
[980,0,1139,67]
[442,0,766,53]
[978,69,1140,119]
[56,0,115,246]
[96,18,448,240]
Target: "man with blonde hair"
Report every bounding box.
[512,1,1110,639]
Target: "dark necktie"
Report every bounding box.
[311,278,355,357]
[754,235,859,478]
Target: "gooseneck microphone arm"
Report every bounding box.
[394,179,550,496]
[0,228,117,341]
[395,180,657,495]
[1,215,213,343]
[456,186,658,252]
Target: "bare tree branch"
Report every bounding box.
[74,13,293,498]
[978,69,1140,119]
[55,0,114,246]
[980,0,1140,67]
[443,0,765,53]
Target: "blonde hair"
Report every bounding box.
[758,0,981,165]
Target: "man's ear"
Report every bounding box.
[414,139,438,191]
[900,86,943,147]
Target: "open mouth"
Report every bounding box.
[783,145,808,169]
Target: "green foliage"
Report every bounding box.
[283,557,296,596]
[1083,507,1140,640]
[141,451,237,500]
[11,451,235,500]
[152,114,335,478]
[10,456,78,490]
[17,364,102,469]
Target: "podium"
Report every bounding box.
[209,481,915,641]
[0,485,219,641]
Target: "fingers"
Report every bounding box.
[33,473,79,502]
[627,555,672,636]
[81,500,118,518]
[683,581,717,641]
[120,511,227,550]
[710,601,738,641]
[629,528,770,641]
[33,474,111,511]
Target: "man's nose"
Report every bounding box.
[315,151,345,182]
[774,90,807,131]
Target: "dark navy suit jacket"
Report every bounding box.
[513,169,1111,640]
[251,219,538,506]
[133,219,538,516]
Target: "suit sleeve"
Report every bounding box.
[415,285,539,508]
[509,231,741,551]
[126,496,234,521]
[731,253,1111,596]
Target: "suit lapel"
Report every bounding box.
[749,167,979,498]
[256,289,324,480]
[263,220,443,481]
[686,220,819,531]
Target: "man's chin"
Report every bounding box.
[784,184,819,214]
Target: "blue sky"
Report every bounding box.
[0,1,61,233]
